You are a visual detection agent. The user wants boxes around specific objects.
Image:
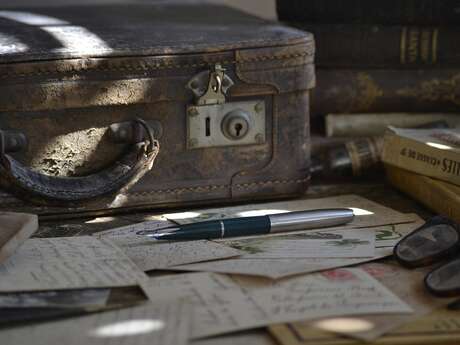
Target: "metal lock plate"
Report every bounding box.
[186,64,266,149]
[187,100,266,149]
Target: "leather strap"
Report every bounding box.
[0,118,159,206]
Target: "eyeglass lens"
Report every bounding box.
[394,219,460,268]
[425,258,460,297]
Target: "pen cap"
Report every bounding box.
[268,208,354,233]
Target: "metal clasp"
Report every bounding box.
[187,63,234,106]
[186,64,266,149]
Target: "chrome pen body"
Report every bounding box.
[137,208,354,241]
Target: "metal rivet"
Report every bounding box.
[188,139,198,148]
[255,134,264,144]
[254,133,265,144]
[188,107,199,117]
[254,102,264,113]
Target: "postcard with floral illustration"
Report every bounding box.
[222,229,375,259]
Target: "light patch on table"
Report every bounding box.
[141,270,412,339]
[0,302,190,345]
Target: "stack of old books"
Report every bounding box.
[277,0,460,117]
[382,127,460,223]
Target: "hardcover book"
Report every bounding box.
[386,165,460,224]
[325,113,460,137]
[277,0,460,25]
[312,69,460,116]
[292,24,456,68]
[382,127,460,186]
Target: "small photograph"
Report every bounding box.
[0,289,110,309]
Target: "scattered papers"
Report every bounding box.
[319,262,457,341]
[192,331,277,345]
[270,308,460,345]
[171,221,422,279]
[0,302,190,345]
[141,271,412,339]
[96,220,243,271]
[163,195,417,229]
[0,236,148,292]
[96,219,174,238]
[0,289,110,309]
[0,212,38,264]
[224,228,375,259]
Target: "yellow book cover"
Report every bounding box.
[382,127,460,186]
[385,165,460,224]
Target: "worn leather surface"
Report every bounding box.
[0,130,159,205]
[0,3,315,216]
[0,4,312,62]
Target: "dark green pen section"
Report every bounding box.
[170,215,271,240]
[220,215,271,237]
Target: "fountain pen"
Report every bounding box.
[137,208,354,241]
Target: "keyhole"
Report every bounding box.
[234,123,243,137]
[205,117,211,137]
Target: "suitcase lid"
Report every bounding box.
[0,3,313,63]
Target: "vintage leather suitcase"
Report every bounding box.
[0,3,315,218]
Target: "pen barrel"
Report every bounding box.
[220,216,271,238]
[175,216,271,239]
[268,209,354,233]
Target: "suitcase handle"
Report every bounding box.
[0,118,159,206]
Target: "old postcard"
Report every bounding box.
[171,221,422,279]
[269,308,460,345]
[223,229,375,259]
[192,331,277,345]
[0,289,110,308]
[141,270,412,339]
[0,236,148,292]
[0,212,38,264]
[317,262,456,341]
[162,195,417,229]
[268,261,456,343]
[0,302,190,345]
[96,220,243,271]
[95,219,174,238]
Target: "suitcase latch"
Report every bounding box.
[188,63,231,106]
[186,64,266,149]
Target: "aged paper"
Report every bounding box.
[163,195,417,229]
[224,228,375,259]
[267,262,457,343]
[171,221,422,279]
[95,219,174,238]
[0,236,148,292]
[141,270,412,339]
[0,289,110,308]
[0,302,190,345]
[96,220,243,271]
[315,261,457,341]
[269,308,460,345]
[192,331,277,345]
[0,212,38,264]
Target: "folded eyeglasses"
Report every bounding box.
[394,216,460,297]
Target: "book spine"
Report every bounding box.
[312,69,460,116]
[382,131,460,186]
[277,0,460,25]
[294,24,454,68]
[325,113,460,137]
[386,165,460,223]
